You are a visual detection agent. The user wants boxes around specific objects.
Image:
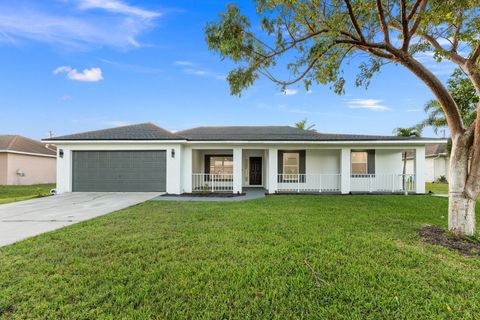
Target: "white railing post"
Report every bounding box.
[268,148,278,194]
[340,148,351,194]
[414,147,425,194]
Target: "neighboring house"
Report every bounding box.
[0,135,57,185]
[405,143,448,183]
[43,123,444,195]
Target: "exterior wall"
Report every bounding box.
[55,143,182,194]
[306,149,340,174]
[406,155,449,182]
[0,153,7,185]
[375,150,403,174]
[2,153,56,185]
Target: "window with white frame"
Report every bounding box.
[351,151,368,175]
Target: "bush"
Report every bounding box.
[436,175,448,184]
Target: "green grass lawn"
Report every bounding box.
[1,196,479,319]
[426,182,449,194]
[0,184,55,205]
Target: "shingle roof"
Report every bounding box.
[44,123,184,141]
[176,126,438,141]
[0,135,56,156]
[44,123,442,142]
[426,143,447,156]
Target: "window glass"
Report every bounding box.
[351,151,368,174]
[209,156,233,175]
[283,153,299,175]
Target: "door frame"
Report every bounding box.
[247,156,263,187]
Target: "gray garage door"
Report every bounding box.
[72,151,166,192]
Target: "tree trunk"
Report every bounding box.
[448,191,476,236]
[448,133,477,235]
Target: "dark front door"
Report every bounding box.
[249,157,262,185]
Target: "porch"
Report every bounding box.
[184,146,424,194]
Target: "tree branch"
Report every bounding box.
[400,0,410,51]
[375,0,391,45]
[407,0,425,20]
[452,11,463,53]
[344,0,365,43]
[400,55,465,136]
[258,43,336,86]
[408,0,428,39]
[470,45,480,65]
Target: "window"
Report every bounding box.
[283,152,300,175]
[208,156,233,175]
[351,151,368,174]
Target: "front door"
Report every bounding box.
[249,157,262,186]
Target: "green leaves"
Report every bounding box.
[205,0,480,101]
[420,68,478,132]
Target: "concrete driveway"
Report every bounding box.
[0,192,160,247]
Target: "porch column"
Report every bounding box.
[340,148,351,194]
[182,147,192,193]
[233,148,243,193]
[267,148,278,193]
[414,147,426,194]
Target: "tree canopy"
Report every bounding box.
[421,68,479,134]
[295,118,316,131]
[393,126,423,138]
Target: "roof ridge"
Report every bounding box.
[6,135,18,150]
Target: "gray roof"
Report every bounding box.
[177,126,438,141]
[426,143,447,156]
[44,123,184,141]
[44,123,441,142]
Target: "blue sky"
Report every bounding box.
[0,0,456,139]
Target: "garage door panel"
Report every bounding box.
[72,151,166,192]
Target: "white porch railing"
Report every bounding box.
[192,173,233,192]
[277,174,341,193]
[350,174,415,193]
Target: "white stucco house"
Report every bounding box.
[405,143,449,183]
[43,123,445,195]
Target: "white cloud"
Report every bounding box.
[175,60,194,66]
[282,89,298,96]
[54,66,103,82]
[77,0,161,19]
[174,61,225,80]
[406,109,422,112]
[0,1,161,49]
[183,68,225,80]
[347,98,390,111]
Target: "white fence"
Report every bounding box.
[350,174,415,193]
[277,174,341,193]
[192,174,233,192]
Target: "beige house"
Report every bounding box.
[0,135,56,185]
